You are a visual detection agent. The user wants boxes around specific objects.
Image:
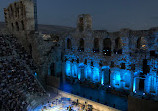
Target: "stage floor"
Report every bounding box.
[59,81,127,111]
[34,96,84,111]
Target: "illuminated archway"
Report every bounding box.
[67,38,71,49]
[103,38,111,56]
[101,66,110,85]
[114,37,123,54]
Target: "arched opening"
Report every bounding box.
[20,1,23,16]
[121,63,126,69]
[15,22,19,31]
[78,38,84,52]
[21,20,25,30]
[103,38,111,56]
[139,79,145,91]
[78,63,85,81]
[50,63,55,76]
[11,23,14,31]
[14,3,17,17]
[93,38,99,52]
[66,61,71,76]
[137,37,147,51]
[137,37,141,49]
[17,7,19,18]
[29,44,32,55]
[10,6,13,17]
[101,67,110,85]
[78,17,84,32]
[67,38,71,49]
[114,37,122,54]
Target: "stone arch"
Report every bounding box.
[137,37,141,49]
[10,5,14,17]
[20,1,23,16]
[93,38,99,52]
[115,37,123,49]
[14,3,17,17]
[103,38,111,56]
[21,20,25,30]
[17,4,20,18]
[78,38,84,52]
[78,17,84,32]
[101,66,110,85]
[137,37,147,50]
[67,38,71,49]
[11,23,14,31]
[78,63,85,80]
[114,37,123,54]
[15,22,19,31]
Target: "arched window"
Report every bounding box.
[93,38,99,52]
[103,38,111,56]
[11,23,14,31]
[137,37,147,51]
[21,20,25,30]
[14,3,17,17]
[78,17,84,32]
[16,22,19,31]
[114,37,122,54]
[17,7,19,18]
[137,37,141,49]
[10,6,13,17]
[20,1,23,16]
[67,38,71,49]
[78,38,84,52]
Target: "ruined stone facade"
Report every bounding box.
[4,0,36,50]
[62,14,158,95]
[3,0,62,86]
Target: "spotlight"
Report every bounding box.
[143,93,145,95]
[109,85,111,88]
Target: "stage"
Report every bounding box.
[34,96,87,111]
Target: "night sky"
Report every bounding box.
[1,0,158,31]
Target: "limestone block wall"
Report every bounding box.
[62,23,158,94]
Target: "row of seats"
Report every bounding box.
[0,35,46,111]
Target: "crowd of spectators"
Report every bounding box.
[0,35,12,57]
[0,35,46,111]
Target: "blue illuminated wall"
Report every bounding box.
[145,72,157,95]
[72,62,78,77]
[65,59,104,83]
[66,61,71,76]
[85,65,92,80]
[64,56,158,95]
[93,67,100,82]
[110,68,132,90]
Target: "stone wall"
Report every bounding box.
[62,14,158,95]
